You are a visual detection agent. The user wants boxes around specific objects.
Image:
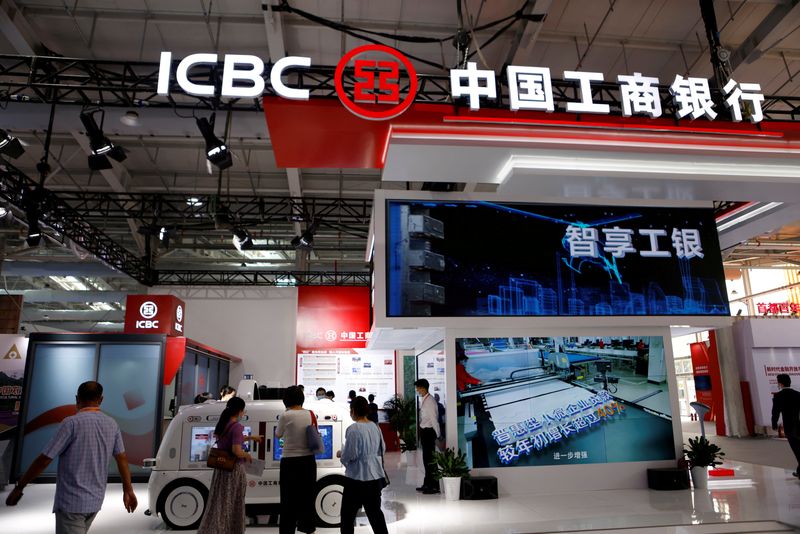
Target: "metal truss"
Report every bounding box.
[52,190,372,228]
[3,54,800,120]
[156,270,371,286]
[0,161,371,286]
[0,161,154,285]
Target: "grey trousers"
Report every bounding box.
[55,512,98,534]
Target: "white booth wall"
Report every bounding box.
[733,318,800,430]
[150,287,298,387]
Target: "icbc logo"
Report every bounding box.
[335,45,418,121]
[136,301,159,329]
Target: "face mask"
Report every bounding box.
[316,395,325,400]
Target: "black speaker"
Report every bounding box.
[460,476,498,500]
[647,468,690,490]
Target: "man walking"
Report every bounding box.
[772,373,800,478]
[6,381,138,532]
[414,379,440,494]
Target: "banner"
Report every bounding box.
[386,200,728,317]
[0,335,28,431]
[750,347,800,428]
[296,348,395,407]
[690,341,715,422]
[457,335,675,468]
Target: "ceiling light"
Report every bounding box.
[197,114,232,170]
[291,220,319,250]
[158,226,172,248]
[80,110,126,170]
[0,129,25,159]
[186,196,204,207]
[232,228,253,252]
[120,111,140,127]
[0,206,9,219]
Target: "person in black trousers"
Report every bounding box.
[414,379,440,494]
[771,373,800,478]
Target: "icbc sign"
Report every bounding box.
[124,295,186,336]
[334,45,418,120]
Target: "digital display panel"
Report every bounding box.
[189,425,252,462]
[386,200,728,317]
[273,424,333,461]
[457,336,675,468]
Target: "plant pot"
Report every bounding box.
[691,466,708,489]
[441,477,461,501]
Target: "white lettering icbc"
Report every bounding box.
[271,56,311,100]
[176,53,218,97]
[136,320,160,329]
[222,54,266,98]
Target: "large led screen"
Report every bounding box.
[456,336,675,468]
[386,200,728,317]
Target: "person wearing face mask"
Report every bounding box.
[315,387,327,401]
[414,379,440,494]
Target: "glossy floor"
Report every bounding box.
[1,457,798,533]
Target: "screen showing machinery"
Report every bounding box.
[385,200,728,317]
[273,424,334,461]
[456,336,675,468]
[190,425,252,462]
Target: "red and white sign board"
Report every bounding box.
[296,286,371,351]
[124,295,186,336]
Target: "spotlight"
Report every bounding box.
[291,220,319,250]
[196,114,232,170]
[232,228,253,252]
[186,196,204,207]
[0,206,9,219]
[0,129,25,159]
[158,226,172,248]
[120,111,140,127]
[80,110,126,170]
[22,186,43,247]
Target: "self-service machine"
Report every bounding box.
[145,397,352,530]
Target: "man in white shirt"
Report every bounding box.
[414,379,440,494]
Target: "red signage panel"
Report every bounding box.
[296,286,371,351]
[124,295,186,336]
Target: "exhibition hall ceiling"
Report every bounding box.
[1,0,800,330]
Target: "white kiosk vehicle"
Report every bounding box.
[145,383,352,530]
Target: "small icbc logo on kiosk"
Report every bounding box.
[137,301,159,329]
[334,44,418,121]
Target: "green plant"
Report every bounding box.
[383,394,417,452]
[683,436,724,468]
[431,447,470,480]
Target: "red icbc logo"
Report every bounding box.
[334,44,418,121]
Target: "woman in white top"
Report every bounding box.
[337,396,388,534]
[276,385,317,534]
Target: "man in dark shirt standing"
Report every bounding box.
[771,373,800,478]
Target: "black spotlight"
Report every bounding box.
[80,110,126,170]
[0,129,25,159]
[291,220,319,251]
[22,187,44,247]
[232,228,253,252]
[197,114,232,170]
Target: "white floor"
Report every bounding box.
[1,454,799,533]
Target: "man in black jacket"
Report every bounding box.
[771,373,800,478]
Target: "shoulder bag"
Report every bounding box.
[306,410,326,455]
[207,422,236,472]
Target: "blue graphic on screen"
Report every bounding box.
[273,425,333,461]
[386,200,729,317]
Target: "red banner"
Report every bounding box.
[689,335,726,435]
[296,286,371,351]
[124,295,186,336]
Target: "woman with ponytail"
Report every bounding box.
[198,396,260,534]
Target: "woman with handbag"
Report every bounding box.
[197,396,252,534]
[337,396,389,534]
[276,385,317,534]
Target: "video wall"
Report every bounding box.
[16,335,165,477]
[456,335,675,468]
[386,200,728,317]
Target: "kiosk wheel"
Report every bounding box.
[314,475,347,527]
[157,479,208,530]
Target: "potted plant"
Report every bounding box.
[683,436,724,489]
[383,395,417,463]
[432,447,470,501]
